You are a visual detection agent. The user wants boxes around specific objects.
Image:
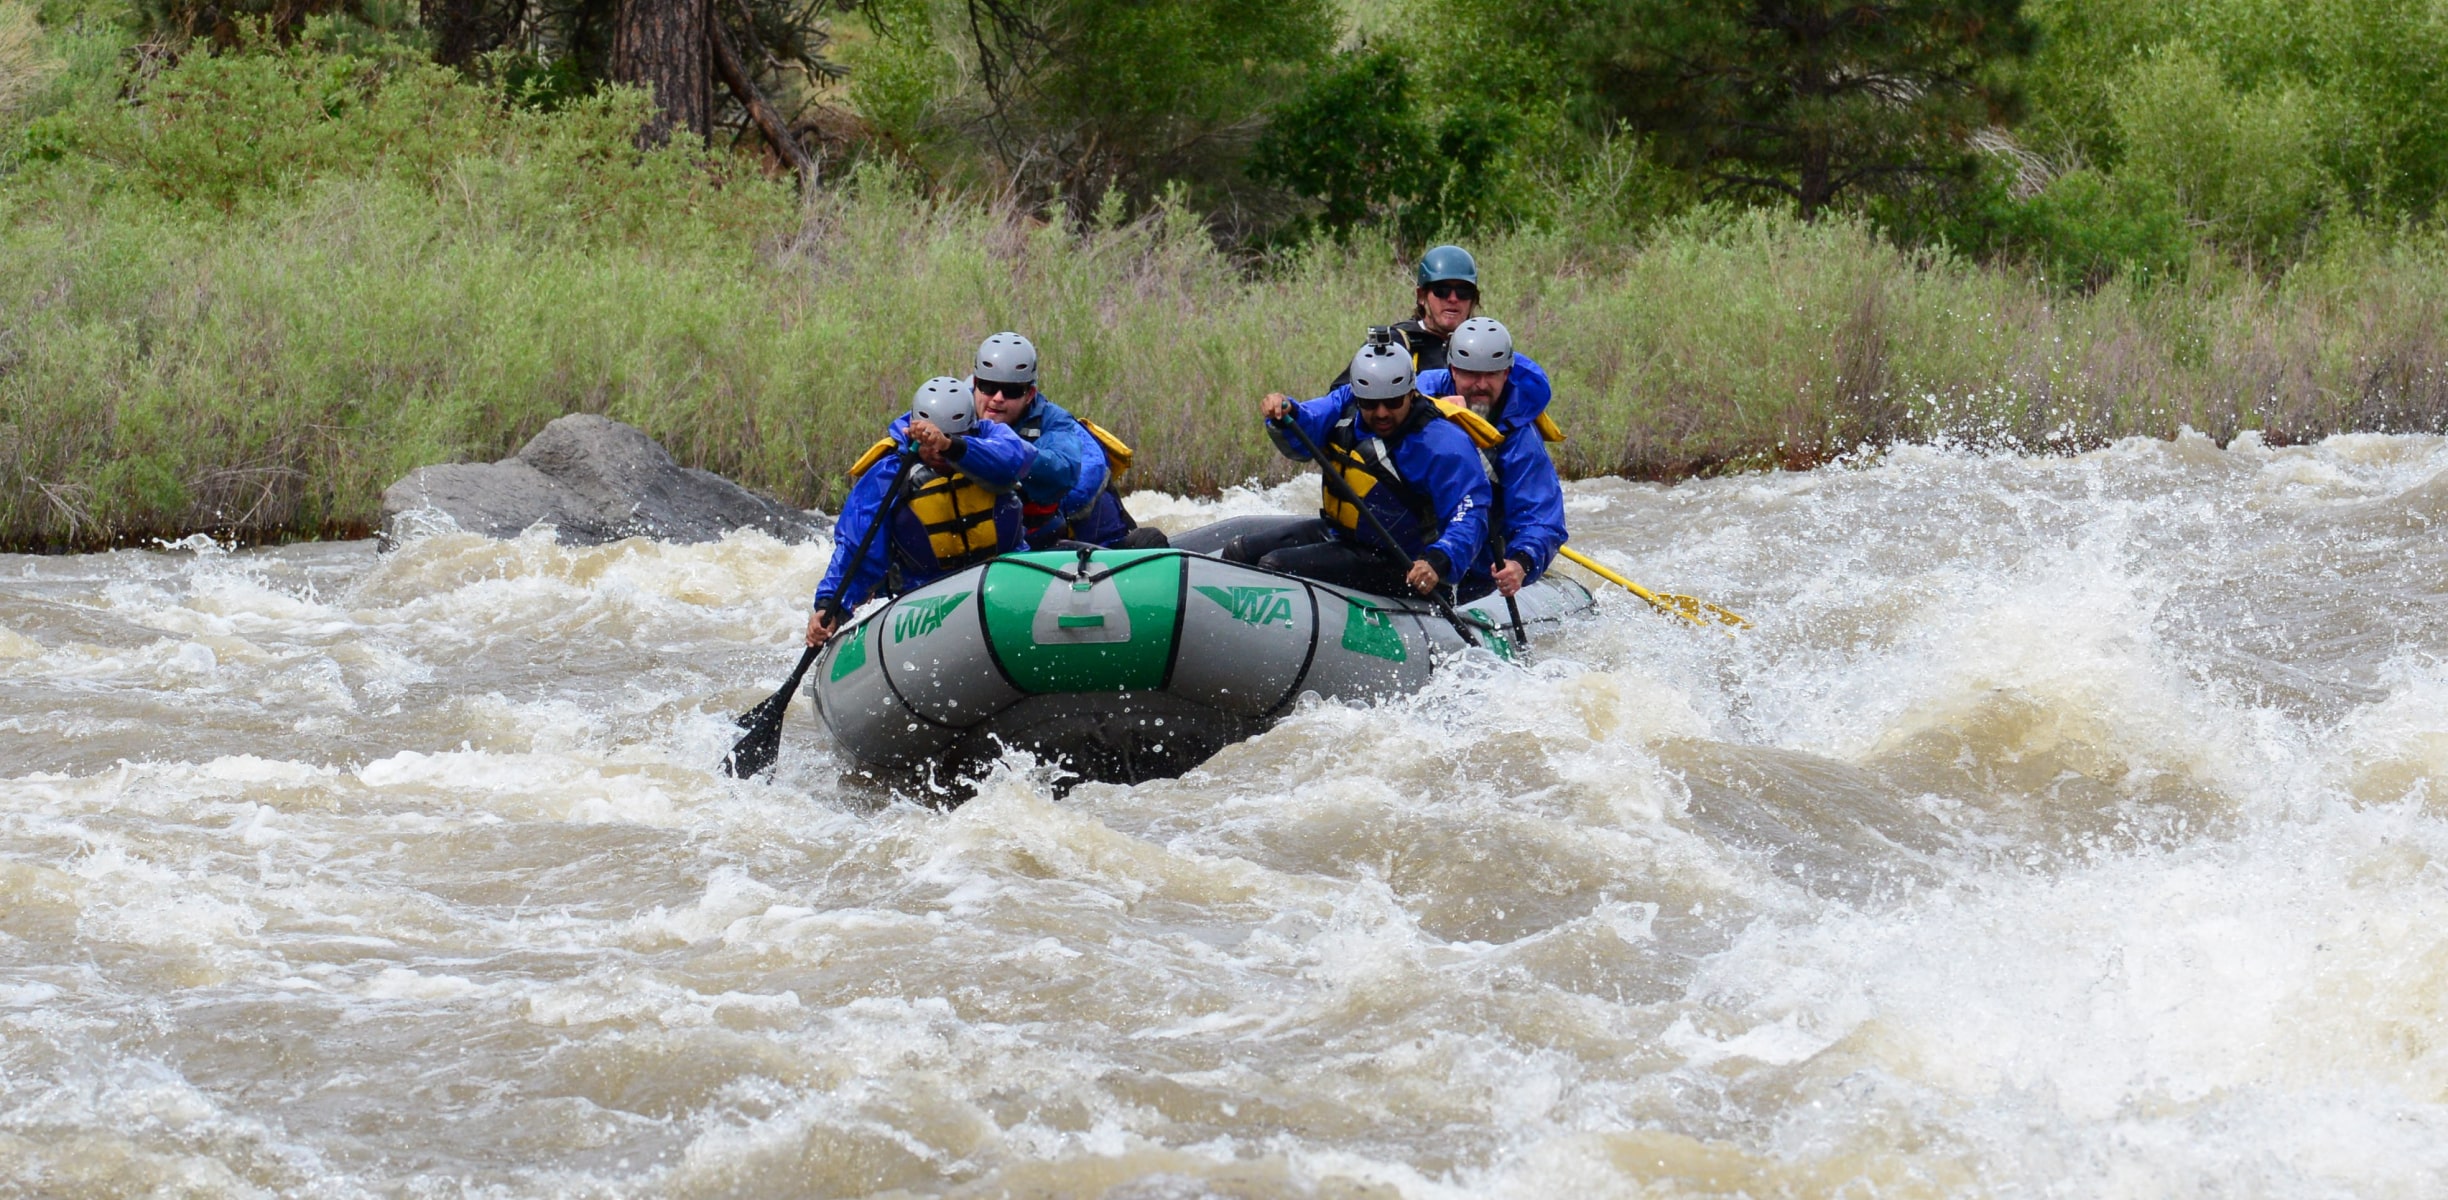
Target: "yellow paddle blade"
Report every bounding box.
[1558,545,1750,630]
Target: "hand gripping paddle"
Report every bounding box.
[724,453,917,778]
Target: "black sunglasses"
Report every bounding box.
[1354,393,1410,412]
[1424,282,1478,301]
[976,379,1032,399]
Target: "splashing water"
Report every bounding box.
[7,433,2448,1197]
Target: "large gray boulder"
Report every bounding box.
[380,415,826,549]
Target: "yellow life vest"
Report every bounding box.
[845,436,1010,569]
[847,436,898,479]
[1317,434,1397,534]
[1428,398,1505,448]
[1079,418,1135,487]
[905,468,1009,567]
[1315,399,1492,534]
[1429,395,1564,447]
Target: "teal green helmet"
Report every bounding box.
[1415,245,1478,288]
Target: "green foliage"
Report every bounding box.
[1875,158,2191,290]
[857,0,1333,222]
[9,130,2448,548]
[125,0,414,48]
[837,9,936,149]
[10,0,128,132]
[2110,43,2325,257]
[0,0,55,120]
[16,29,789,239]
[2295,0,2448,221]
[2006,169,2191,286]
[1248,49,1527,247]
[1484,0,2037,219]
[2022,0,2448,234]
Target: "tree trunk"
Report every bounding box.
[421,0,488,67]
[614,0,711,145]
[1798,134,1833,219]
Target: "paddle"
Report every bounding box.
[1496,547,1530,663]
[1268,411,1485,651]
[1557,544,1749,630]
[723,453,917,779]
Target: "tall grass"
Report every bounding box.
[4,32,2448,549]
[0,1,55,119]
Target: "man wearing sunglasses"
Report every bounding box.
[969,332,1161,550]
[1231,337,1493,600]
[1328,244,1482,389]
[1415,318,1566,600]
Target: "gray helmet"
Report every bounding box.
[1447,317,1513,373]
[974,332,1037,385]
[911,376,979,435]
[1347,342,1416,402]
[1415,245,1478,288]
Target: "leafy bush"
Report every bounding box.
[18,29,791,240]
[2021,0,2448,231]
[2111,42,2326,256]
[2005,168,2192,287]
[1249,48,1532,247]
[1459,0,2036,219]
[849,0,1331,223]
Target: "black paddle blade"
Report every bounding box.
[721,645,823,779]
[722,709,785,778]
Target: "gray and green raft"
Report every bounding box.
[810,547,1594,785]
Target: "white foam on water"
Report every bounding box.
[11,435,2448,1195]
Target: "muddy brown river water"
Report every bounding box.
[6,434,2448,1197]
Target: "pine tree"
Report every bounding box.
[1576,0,2035,217]
[612,0,709,143]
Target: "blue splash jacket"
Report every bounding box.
[812,413,1036,613]
[1270,392,1493,582]
[1007,392,1130,548]
[1416,354,1566,584]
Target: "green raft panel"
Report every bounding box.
[811,548,1592,787]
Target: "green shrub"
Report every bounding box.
[2022,0,2448,231]
[18,31,792,241]
[2007,168,2192,287]
[2112,42,2327,256]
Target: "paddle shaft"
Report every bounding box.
[820,452,921,628]
[1557,544,1748,629]
[1557,545,1680,616]
[1269,412,1481,650]
[1497,548,1530,661]
[723,454,917,778]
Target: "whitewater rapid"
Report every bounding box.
[6,433,2448,1197]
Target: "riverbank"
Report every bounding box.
[10,173,2448,552]
[6,32,2448,551]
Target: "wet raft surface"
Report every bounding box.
[8,435,2448,1195]
[811,541,1588,787]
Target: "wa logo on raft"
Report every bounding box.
[1194,585,1296,629]
[892,591,972,643]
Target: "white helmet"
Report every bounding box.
[974,332,1038,385]
[911,376,979,435]
[1347,342,1415,402]
[1447,317,1513,373]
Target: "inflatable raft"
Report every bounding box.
[809,537,1594,786]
